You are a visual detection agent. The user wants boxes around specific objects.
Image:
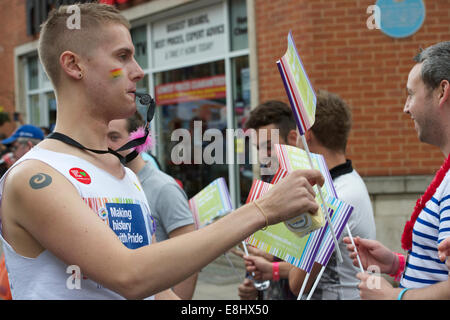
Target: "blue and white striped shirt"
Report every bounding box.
[400,172,450,288]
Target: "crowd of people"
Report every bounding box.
[0,2,449,300]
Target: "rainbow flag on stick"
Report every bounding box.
[272,143,357,299]
[277,31,343,265]
[276,31,316,135]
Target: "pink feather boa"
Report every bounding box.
[129,126,153,153]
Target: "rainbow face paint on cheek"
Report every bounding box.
[109,68,123,79]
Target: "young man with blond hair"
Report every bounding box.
[0,3,323,299]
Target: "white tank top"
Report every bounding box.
[0,147,155,299]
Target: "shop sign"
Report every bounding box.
[152,3,226,67]
[155,75,226,105]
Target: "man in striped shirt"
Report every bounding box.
[344,41,450,300]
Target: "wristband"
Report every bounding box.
[254,200,269,231]
[397,288,410,300]
[389,253,406,282]
[272,262,280,281]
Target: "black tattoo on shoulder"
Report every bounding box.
[29,173,52,190]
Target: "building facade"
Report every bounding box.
[0,0,449,253]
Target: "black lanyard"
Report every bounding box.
[46,93,156,165]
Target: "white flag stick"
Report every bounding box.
[297,272,310,300]
[346,225,364,273]
[305,227,365,300]
[241,241,256,278]
[242,241,250,256]
[300,135,343,263]
[306,266,326,300]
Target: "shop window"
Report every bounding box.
[27,56,39,91]
[231,55,252,204]
[154,60,227,199]
[25,55,54,128]
[229,0,248,51]
[131,25,149,70]
[29,94,40,125]
[47,92,57,129]
[135,74,150,119]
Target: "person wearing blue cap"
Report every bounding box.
[1,124,45,163]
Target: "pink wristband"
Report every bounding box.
[272,262,280,281]
[389,253,406,282]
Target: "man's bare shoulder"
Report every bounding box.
[2,159,78,220]
[4,158,66,192]
[1,159,82,257]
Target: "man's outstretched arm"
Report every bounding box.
[3,161,324,299]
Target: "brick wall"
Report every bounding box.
[254,0,450,176]
[0,0,37,136]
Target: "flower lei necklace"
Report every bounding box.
[401,153,450,251]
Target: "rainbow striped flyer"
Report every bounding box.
[271,144,337,237]
[272,144,336,198]
[276,31,316,135]
[188,177,233,229]
[245,179,353,272]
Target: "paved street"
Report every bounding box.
[192,253,245,300]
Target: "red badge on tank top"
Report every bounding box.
[69,168,92,184]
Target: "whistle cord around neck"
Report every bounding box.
[45,93,155,165]
[45,131,141,165]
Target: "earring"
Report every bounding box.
[79,73,82,79]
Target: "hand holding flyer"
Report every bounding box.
[245,179,353,273]
[273,144,337,238]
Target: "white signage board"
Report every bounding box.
[152,3,226,68]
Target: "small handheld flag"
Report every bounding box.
[276,31,316,135]
[276,31,342,263]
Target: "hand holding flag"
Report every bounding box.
[343,237,396,274]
